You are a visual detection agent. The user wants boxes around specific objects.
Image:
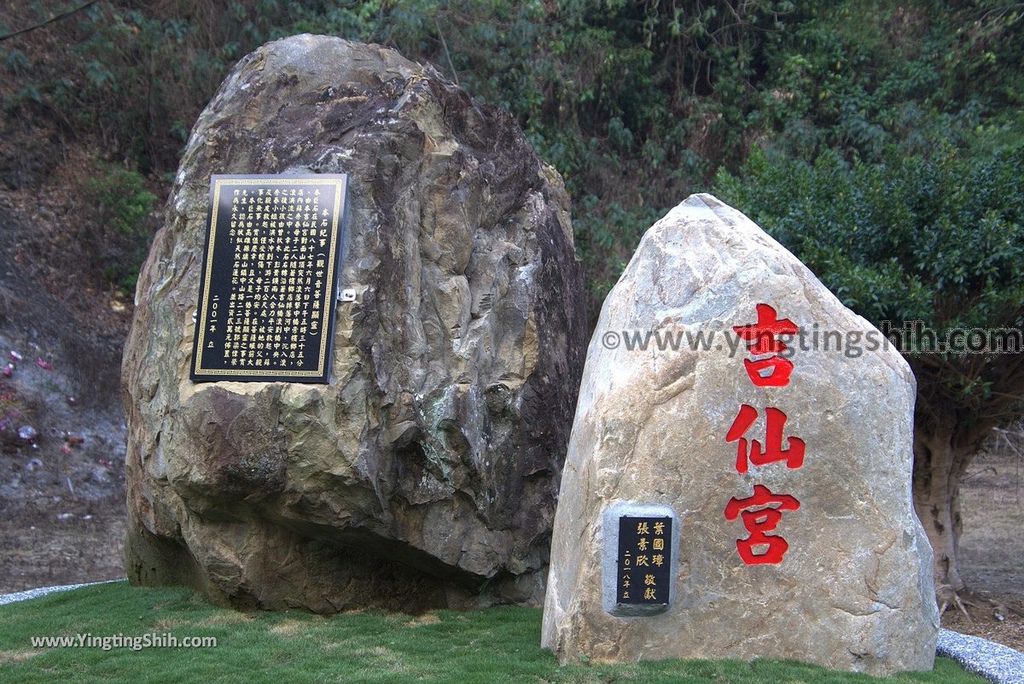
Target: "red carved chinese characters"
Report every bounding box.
[724,303,804,566]
[732,303,798,387]
[724,484,801,564]
[726,405,805,474]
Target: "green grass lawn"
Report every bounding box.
[0,582,980,683]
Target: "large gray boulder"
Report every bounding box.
[122,35,586,612]
[542,194,938,675]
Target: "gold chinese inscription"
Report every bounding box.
[191,174,348,383]
[617,516,671,605]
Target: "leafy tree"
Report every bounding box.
[716,143,1024,608]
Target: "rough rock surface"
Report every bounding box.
[122,35,586,612]
[541,194,938,675]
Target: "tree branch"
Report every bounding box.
[434,16,459,87]
[0,0,99,42]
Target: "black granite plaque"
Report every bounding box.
[190,174,348,383]
[615,516,672,606]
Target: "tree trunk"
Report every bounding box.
[912,428,972,595]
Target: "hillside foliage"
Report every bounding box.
[2,0,1022,595]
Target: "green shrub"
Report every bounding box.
[715,144,1024,331]
[80,164,157,291]
[84,165,156,237]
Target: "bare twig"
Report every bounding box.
[993,424,1024,501]
[0,0,100,43]
[434,16,459,86]
[960,466,997,483]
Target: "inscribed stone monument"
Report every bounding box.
[122,35,587,612]
[541,194,938,675]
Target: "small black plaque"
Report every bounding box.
[191,174,348,383]
[616,516,672,606]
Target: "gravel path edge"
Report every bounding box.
[938,629,1024,684]
[0,579,127,606]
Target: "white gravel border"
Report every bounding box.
[938,628,1024,684]
[0,579,125,606]
[0,583,1021,682]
